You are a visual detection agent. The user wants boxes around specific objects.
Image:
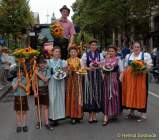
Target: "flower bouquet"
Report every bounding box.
[50,22,64,38]
[130,60,146,74]
[53,68,66,80]
[76,67,87,75]
[90,60,100,68]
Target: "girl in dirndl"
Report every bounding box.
[48,47,67,126]
[122,42,152,122]
[101,45,123,126]
[66,46,83,124]
[81,39,104,123]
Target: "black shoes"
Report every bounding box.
[45,124,54,130]
[71,119,76,124]
[16,127,22,133]
[23,126,28,132]
[16,126,28,133]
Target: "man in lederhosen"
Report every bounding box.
[54,5,76,60]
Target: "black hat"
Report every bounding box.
[60,5,70,13]
[89,39,98,45]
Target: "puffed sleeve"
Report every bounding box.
[80,53,87,67]
[62,60,68,68]
[118,58,124,72]
[1,55,5,63]
[100,53,105,62]
[144,53,153,66]
[124,54,130,68]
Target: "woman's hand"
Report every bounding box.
[85,67,94,71]
[18,82,25,89]
[119,72,123,82]
[34,92,38,97]
[146,64,152,71]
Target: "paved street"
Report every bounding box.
[0,83,159,140]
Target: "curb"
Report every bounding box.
[0,85,12,100]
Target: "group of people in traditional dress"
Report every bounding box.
[11,5,153,133]
[12,40,153,133]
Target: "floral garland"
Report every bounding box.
[13,47,40,59]
[13,47,40,95]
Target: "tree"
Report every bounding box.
[0,0,34,47]
[72,0,159,46]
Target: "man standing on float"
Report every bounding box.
[54,5,76,60]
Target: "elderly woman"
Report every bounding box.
[122,41,152,122]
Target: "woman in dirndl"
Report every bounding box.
[122,41,152,122]
[81,39,104,123]
[48,47,67,126]
[101,45,123,126]
[66,46,83,124]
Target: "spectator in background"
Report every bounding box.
[0,48,3,89]
[121,37,130,59]
[1,47,11,83]
[151,47,157,67]
[0,48,2,64]
[116,46,123,59]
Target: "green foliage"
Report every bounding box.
[72,0,159,38]
[0,0,34,35]
[75,32,94,44]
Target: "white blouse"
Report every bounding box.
[80,52,104,67]
[124,52,153,67]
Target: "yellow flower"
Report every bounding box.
[50,22,64,38]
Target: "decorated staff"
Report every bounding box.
[13,47,40,95]
[32,59,42,129]
[13,46,40,132]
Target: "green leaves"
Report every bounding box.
[72,0,159,38]
[0,0,34,35]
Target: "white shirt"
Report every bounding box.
[124,52,152,67]
[80,52,104,67]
